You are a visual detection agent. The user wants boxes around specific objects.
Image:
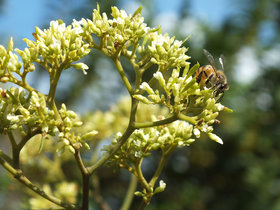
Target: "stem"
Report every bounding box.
[177,113,197,124]
[138,200,149,210]
[133,114,177,129]
[74,151,90,210]
[0,156,77,209]
[121,174,138,210]
[149,154,168,188]
[0,149,13,165]
[7,131,20,169]
[138,146,176,209]
[87,97,139,175]
[75,150,89,175]
[47,64,65,108]
[82,174,90,210]
[113,58,134,95]
[149,146,175,188]
[135,160,150,191]
[18,127,41,150]
[87,126,135,175]
[7,131,17,148]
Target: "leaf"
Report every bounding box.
[186,62,200,79]
[182,77,196,92]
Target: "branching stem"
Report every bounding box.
[0,156,77,209]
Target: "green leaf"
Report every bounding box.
[182,77,196,92]
[186,62,200,79]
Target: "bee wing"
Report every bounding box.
[219,54,226,71]
[203,49,217,71]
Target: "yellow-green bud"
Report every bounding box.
[81,130,98,140]
[208,133,223,144]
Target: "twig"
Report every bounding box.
[0,156,77,209]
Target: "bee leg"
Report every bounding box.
[205,73,214,86]
[215,85,223,97]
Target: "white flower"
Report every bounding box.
[72,63,89,75]
[193,128,200,138]
[50,39,61,52]
[216,103,225,111]
[72,19,84,34]
[7,114,20,123]
[139,82,154,95]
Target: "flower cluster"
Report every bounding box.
[0,87,57,135]
[19,20,91,75]
[0,38,23,83]
[138,33,190,69]
[105,118,194,170]
[77,5,149,57]
[56,103,96,154]
[134,63,232,144]
[0,87,96,153]
[134,64,200,113]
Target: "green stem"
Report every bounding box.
[47,64,65,108]
[18,127,41,150]
[138,200,149,210]
[0,156,77,209]
[7,131,17,148]
[87,126,135,175]
[133,114,177,129]
[177,113,197,124]
[120,174,138,210]
[87,97,139,175]
[0,149,13,165]
[149,146,175,188]
[135,159,150,191]
[113,58,134,95]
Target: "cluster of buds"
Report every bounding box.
[0,87,57,135]
[56,103,97,154]
[106,119,195,169]
[78,5,149,55]
[0,38,23,83]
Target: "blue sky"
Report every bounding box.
[0,0,232,46]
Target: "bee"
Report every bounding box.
[195,49,229,97]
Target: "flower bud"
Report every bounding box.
[7,37,14,52]
[140,82,154,95]
[71,63,89,75]
[153,71,166,88]
[73,121,83,127]
[154,180,166,194]
[63,138,70,145]
[67,145,76,154]
[208,133,223,144]
[133,94,152,104]
[193,128,200,138]
[0,77,9,83]
[82,142,90,150]
[7,114,20,123]
[81,130,98,140]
